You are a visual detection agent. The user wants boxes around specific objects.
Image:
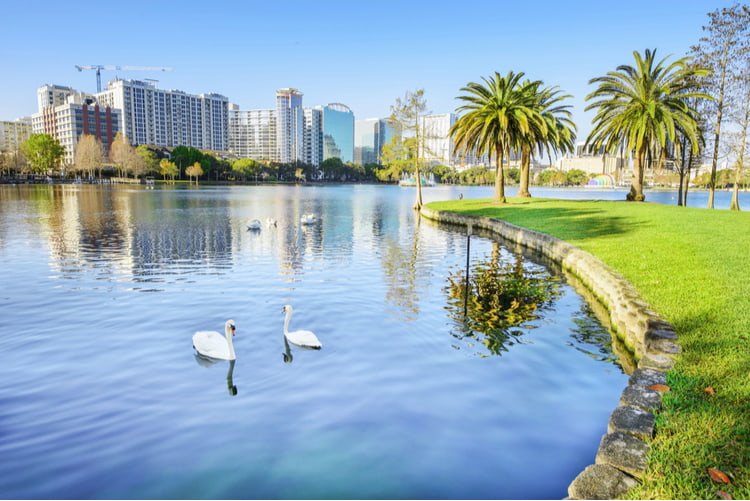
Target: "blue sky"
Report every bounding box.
[1,0,717,140]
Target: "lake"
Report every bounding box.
[0,183,657,499]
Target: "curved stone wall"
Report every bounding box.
[420,206,680,499]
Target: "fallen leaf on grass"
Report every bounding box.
[716,490,733,499]
[704,387,716,394]
[708,468,732,484]
[649,384,670,392]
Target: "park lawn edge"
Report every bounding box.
[426,197,749,500]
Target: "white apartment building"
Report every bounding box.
[228,105,277,161]
[0,117,32,152]
[97,79,229,151]
[37,84,78,111]
[275,88,304,164]
[419,113,488,170]
[303,107,323,166]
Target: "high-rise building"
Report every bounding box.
[321,103,354,163]
[227,89,355,168]
[0,117,32,152]
[97,79,229,151]
[32,87,120,165]
[228,105,277,161]
[36,84,77,111]
[419,113,487,169]
[354,118,393,165]
[275,88,304,164]
[303,107,323,166]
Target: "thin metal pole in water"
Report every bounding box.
[464,223,472,317]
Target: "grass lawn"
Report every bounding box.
[427,197,749,500]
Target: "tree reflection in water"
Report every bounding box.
[445,246,560,356]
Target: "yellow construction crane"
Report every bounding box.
[75,65,173,92]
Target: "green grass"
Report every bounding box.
[427,197,749,500]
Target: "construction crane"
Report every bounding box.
[74,65,173,92]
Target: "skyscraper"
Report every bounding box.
[354,118,393,165]
[229,105,277,161]
[321,103,354,163]
[275,88,304,163]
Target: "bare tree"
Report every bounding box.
[728,59,750,210]
[691,3,750,208]
[73,134,104,179]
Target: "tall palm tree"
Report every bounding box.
[518,83,576,197]
[450,71,546,203]
[585,49,710,201]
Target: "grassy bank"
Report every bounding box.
[427,197,749,500]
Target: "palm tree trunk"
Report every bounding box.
[628,144,647,201]
[494,148,506,204]
[519,145,531,197]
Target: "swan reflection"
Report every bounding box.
[193,355,238,396]
[283,336,294,364]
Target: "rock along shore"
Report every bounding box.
[420,206,680,500]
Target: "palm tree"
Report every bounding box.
[585,49,710,201]
[518,83,576,197]
[450,71,546,203]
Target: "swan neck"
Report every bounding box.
[283,309,291,336]
[225,324,236,360]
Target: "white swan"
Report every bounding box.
[282,305,322,349]
[265,217,277,227]
[247,219,262,231]
[193,319,236,360]
[300,213,317,225]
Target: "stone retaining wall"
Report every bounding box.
[420,206,680,500]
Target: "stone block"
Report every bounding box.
[620,384,661,412]
[608,405,655,440]
[629,367,667,387]
[568,463,639,500]
[639,352,675,371]
[596,432,650,478]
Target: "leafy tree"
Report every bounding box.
[537,168,566,185]
[565,169,589,186]
[432,164,457,183]
[388,89,430,210]
[232,158,261,182]
[451,71,546,203]
[690,3,750,208]
[379,134,413,182]
[171,146,205,179]
[73,134,104,178]
[458,166,494,185]
[320,157,345,181]
[185,161,204,184]
[585,49,710,201]
[136,145,160,176]
[159,158,178,183]
[20,133,64,174]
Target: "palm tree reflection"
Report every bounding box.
[445,251,560,356]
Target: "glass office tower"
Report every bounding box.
[322,103,354,163]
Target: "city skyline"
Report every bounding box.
[1,0,716,141]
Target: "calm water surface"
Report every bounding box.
[0,184,632,499]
